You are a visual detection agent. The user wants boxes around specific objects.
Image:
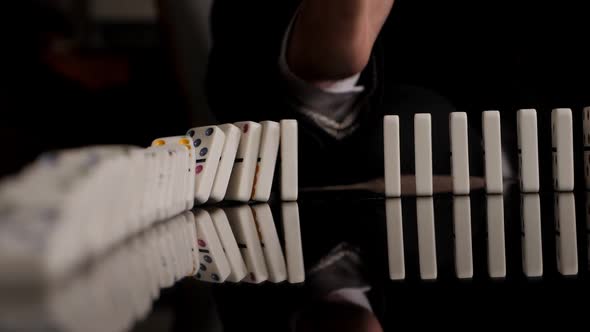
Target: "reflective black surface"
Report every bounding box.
[2,185,589,332]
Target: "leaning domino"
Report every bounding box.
[186,126,226,204]
[193,209,231,283]
[251,121,280,202]
[225,122,262,202]
[209,124,241,203]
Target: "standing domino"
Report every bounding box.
[551,108,574,191]
[186,126,226,204]
[280,120,298,201]
[209,124,241,203]
[450,112,470,195]
[225,122,262,202]
[482,111,504,194]
[414,114,433,196]
[584,107,590,189]
[517,109,539,193]
[251,121,280,202]
[384,115,401,197]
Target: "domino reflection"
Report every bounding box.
[0,213,195,332]
[385,199,405,280]
[416,197,437,280]
[521,194,543,277]
[452,196,473,279]
[486,195,506,278]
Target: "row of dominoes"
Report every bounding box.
[384,107,590,196]
[0,203,304,332]
[386,193,579,281]
[0,120,298,284]
[153,120,298,205]
[0,201,303,290]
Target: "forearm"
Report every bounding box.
[287,0,393,85]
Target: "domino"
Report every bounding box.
[252,204,287,283]
[486,195,506,278]
[450,112,470,194]
[551,108,574,191]
[521,194,543,277]
[225,122,262,202]
[517,109,539,193]
[193,209,231,283]
[416,197,437,280]
[385,199,405,280]
[384,115,401,197]
[186,126,226,204]
[280,120,298,201]
[554,193,578,275]
[151,136,196,211]
[209,207,248,282]
[251,121,280,202]
[281,202,305,283]
[209,124,241,203]
[482,111,503,194]
[453,196,473,279]
[583,107,590,189]
[414,114,433,196]
[225,205,269,283]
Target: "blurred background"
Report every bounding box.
[1,0,588,179]
[1,0,215,176]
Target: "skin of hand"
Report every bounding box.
[286,0,395,87]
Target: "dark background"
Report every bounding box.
[1,0,589,179]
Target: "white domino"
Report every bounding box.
[486,195,506,278]
[193,209,231,283]
[414,114,433,196]
[209,124,241,203]
[384,115,401,197]
[280,120,298,201]
[281,202,305,283]
[584,107,590,189]
[186,126,226,204]
[416,197,437,279]
[453,196,473,279]
[450,112,470,195]
[385,199,405,280]
[554,193,578,275]
[209,207,248,282]
[252,204,287,283]
[517,109,539,193]
[225,122,262,202]
[225,205,269,283]
[482,111,503,194]
[521,194,543,277]
[252,121,280,202]
[551,108,574,191]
